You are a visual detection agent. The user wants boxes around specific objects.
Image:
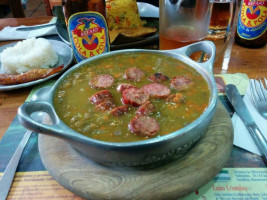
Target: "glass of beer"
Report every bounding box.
[159,0,213,50]
[207,0,236,63]
[209,0,234,31]
[208,0,236,41]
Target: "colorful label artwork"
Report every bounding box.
[237,0,267,40]
[68,12,110,62]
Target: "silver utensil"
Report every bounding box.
[0,111,45,200]
[250,78,267,120]
[0,130,32,200]
[16,22,56,31]
[225,84,267,166]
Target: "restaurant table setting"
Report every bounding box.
[0,1,267,200]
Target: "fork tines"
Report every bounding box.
[250,78,267,120]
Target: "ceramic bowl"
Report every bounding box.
[18,41,217,167]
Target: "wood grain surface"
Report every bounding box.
[38,102,233,200]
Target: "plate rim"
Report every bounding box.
[0,39,73,91]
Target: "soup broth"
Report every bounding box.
[54,52,210,142]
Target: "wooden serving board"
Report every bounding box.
[38,102,233,200]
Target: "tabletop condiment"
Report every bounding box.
[62,0,110,62]
[235,0,267,48]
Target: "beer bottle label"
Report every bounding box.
[68,12,110,62]
[237,0,267,40]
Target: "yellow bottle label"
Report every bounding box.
[68,11,110,62]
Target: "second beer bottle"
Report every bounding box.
[235,0,267,48]
[62,0,110,62]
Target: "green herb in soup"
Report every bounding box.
[54,52,210,142]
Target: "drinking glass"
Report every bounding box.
[207,0,237,66]
[208,0,235,39]
[159,0,213,50]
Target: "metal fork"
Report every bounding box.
[250,78,267,120]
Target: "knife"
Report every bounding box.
[0,130,32,200]
[16,6,66,32]
[16,22,56,31]
[225,84,267,166]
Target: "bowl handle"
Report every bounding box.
[165,41,216,74]
[18,101,75,141]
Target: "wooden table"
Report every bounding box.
[0,16,267,141]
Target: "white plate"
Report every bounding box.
[137,2,159,18]
[0,39,73,91]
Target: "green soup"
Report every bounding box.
[54,52,210,142]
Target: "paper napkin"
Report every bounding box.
[0,18,57,41]
[232,81,267,156]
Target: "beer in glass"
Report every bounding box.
[209,0,234,31]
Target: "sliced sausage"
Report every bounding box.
[148,73,169,83]
[89,90,112,105]
[116,83,137,93]
[124,67,144,82]
[122,88,149,107]
[166,93,186,103]
[95,100,115,111]
[110,106,129,116]
[136,101,156,115]
[129,115,159,137]
[90,74,114,89]
[170,75,193,91]
[142,83,171,98]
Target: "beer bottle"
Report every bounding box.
[62,0,106,25]
[62,0,110,62]
[235,0,267,48]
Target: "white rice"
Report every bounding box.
[1,37,58,74]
